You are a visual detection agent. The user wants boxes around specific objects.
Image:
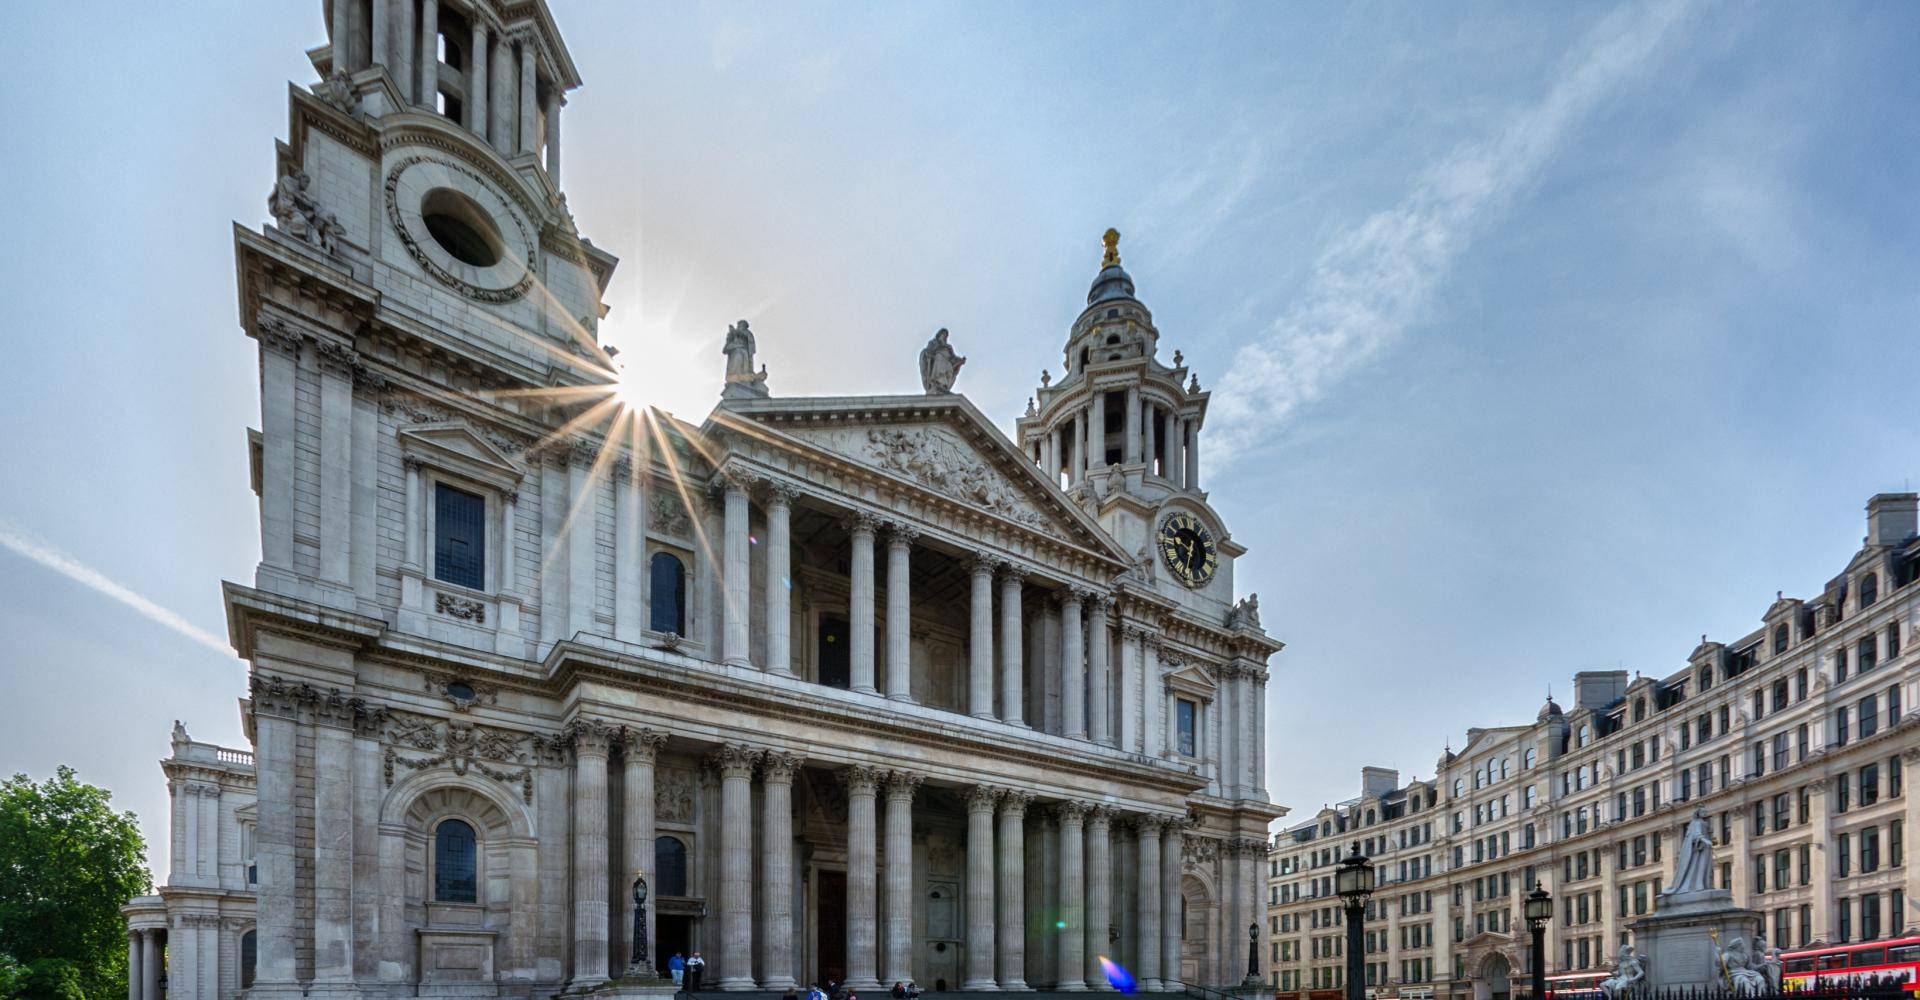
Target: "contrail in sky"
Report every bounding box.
[0,519,231,657]
[1208,0,1694,461]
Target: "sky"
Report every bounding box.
[1,1,1917,872]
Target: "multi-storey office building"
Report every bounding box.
[116,3,1284,997]
[1267,494,1920,1000]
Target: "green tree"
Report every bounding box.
[0,767,150,1000]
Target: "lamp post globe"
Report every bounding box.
[1336,843,1375,1000]
[1524,883,1552,1000]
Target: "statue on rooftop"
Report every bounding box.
[919,327,965,394]
[721,320,768,398]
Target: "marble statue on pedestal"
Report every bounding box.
[919,328,965,394]
[1599,944,1644,1000]
[1664,806,1714,896]
[721,320,769,398]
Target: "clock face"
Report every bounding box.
[1157,512,1218,588]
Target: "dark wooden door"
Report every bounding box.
[818,870,847,985]
[657,915,692,977]
[818,616,850,689]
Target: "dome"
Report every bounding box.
[1086,228,1138,305]
[1538,696,1564,721]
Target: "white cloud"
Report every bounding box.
[1208,0,1694,460]
[0,519,232,658]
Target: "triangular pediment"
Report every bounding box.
[713,394,1129,565]
[398,422,525,488]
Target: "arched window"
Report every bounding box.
[1577,725,1590,748]
[649,552,686,635]
[434,818,478,903]
[1452,779,1464,798]
[1523,748,1537,770]
[655,835,689,896]
[1772,623,1789,654]
[240,929,257,988]
[1698,667,1713,692]
[1860,573,1878,608]
[1499,757,1510,780]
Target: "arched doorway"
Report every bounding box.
[1474,953,1512,1000]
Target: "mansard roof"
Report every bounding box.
[707,393,1135,572]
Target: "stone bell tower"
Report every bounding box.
[1015,230,1246,617]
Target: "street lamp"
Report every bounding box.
[1524,883,1553,1000]
[1336,843,1375,1000]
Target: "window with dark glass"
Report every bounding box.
[655,835,689,896]
[1859,635,1879,674]
[1773,623,1789,654]
[1860,573,1879,607]
[1861,695,1880,739]
[648,552,686,634]
[241,930,257,988]
[1861,763,1880,807]
[433,483,486,590]
[1176,698,1197,756]
[434,818,478,902]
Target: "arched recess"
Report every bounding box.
[377,769,539,986]
[1471,949,1516,1000]
[1179,872,1218,988]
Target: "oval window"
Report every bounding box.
[446,681,476,701]
[421,188,504,267]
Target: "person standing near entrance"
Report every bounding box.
[669,952,686,987]
[685,951,706,992]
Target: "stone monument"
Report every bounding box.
[1622,806,1762,992]
[721,320,770,399]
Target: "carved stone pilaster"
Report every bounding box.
[313,339,357,377]
[255,314,303,355]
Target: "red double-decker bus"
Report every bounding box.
[1543,970,1608,1000]
[1780,935,1920,992]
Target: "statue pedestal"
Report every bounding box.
[1627,889,1761,991]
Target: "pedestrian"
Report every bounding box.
[808,982,829,1000]
[891,982,906,999]
[669,952,686,987]
[686,951,706,993]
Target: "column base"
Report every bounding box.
[996,980,1031,991]
[853,685,881,696]
[1054,981,1088,992]
[716,976,759,991]
[886,692,917,704]
[971,712,997,721]
[845,977,884,992]
[760,977,800,991]
[960,980,1000,991]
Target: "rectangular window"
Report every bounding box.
[432,483,487,590]
[1838,897,1852,943]
[1859,634,1879,674]
[1894,820,1905,868]
[1862,826,1881,873]
[1176,698,1197,757]
[1836,708,1851,747]
[1861,695,1880,739]
[1862,764,1881,807]
[1774,793,1790,832]
[1893,684,1904,728]
[1799,844,1810,885]
[1798,724,1809,761]
[1838,833,1851,877]
[1838,774,1851,813]
[1796,668,1808,701]
[1774,849,1790,890]
[1799,904,1811,946]
[1837,648,1849,683]
[1862,892,1882,941]
[1773,732,1789,771]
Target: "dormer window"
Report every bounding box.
[1698,667,1713,691]
[1773,623,1789,654]
[1860,573,1878,608]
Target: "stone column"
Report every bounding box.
[1088,597,1112,745]
[761,752,804,989]
[467,22,488,139]
[964,785,1001,990]
[1061,590,1087,739]
[1163,410,1180,487]
[546,94,563,181]
[615,460,645,643]
[765,482,797,676]
[312,716,355,985]
[969,554,998,719]
[489,31,514,155]
[392,0,414,103]
[883,771,923,987]
[1143,404,1157,475]
[1085,807,1114,989]
[1124,387,1141,464]
[711,744,760,990]
[141,929,160,1000]
[517,37,537,155]
[1090,390,1107,469]
[1222,841,1243,983]
[1136,819,1163,990]
[845,766,884,991]
[1184,420,1199,491]
[571,721,615,987]
[1044,430,1058,485]
[998,792,1034,989]
[371,0,390,80]
[721,476,751,666]
[417,0,438,108]
[329,0,351,68]
[1143,638,1163,758]
[126,931,141,1000]
[849,513,879,694]
[1071,410,1086,485]
[1056,802,1089,990]
[250,686,298,989]
[1216,667,1237,798]
[1119,627,1143,753]
[1160,820,1183,990]
[885,524,916,700]
[623,729,667,973]
[1000,566,1027,725]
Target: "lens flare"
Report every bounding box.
[1098,956,1137,993]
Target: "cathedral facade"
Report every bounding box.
[121,3,1284,997]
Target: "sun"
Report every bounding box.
[610,363,648,409]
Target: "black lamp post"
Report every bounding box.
[1336,843,1375,1000]
[628,874,651,976]
[1524,883,1553,1000]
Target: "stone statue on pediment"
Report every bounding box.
[721,320,769,398]
[919,328,965,394]
[269,168,320,245]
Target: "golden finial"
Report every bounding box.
[1101,228,1121,268]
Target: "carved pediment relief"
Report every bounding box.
[398,422,526,491]
[785,422,1053,529]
